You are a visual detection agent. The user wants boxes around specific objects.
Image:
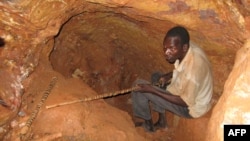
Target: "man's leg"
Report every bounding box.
[142,86,192,130]
[151,72,168,129]
[150,85,191,118]
[151,72,190,129]
[154,112,167,129]
[131,79,155,132]
[131,79,191,131]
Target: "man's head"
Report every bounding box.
[163,26,190,64]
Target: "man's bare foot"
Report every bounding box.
[135,119,155,132]
[154,112,167,130]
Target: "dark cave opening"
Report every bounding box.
[49,11,172,115]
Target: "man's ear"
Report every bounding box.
[183,44,189,52]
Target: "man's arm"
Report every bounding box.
[152,88,188,107]
[135,84,188,107]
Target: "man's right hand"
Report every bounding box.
[159,72,173,88]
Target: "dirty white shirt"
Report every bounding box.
[166,41,213,118]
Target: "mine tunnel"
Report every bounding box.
[49,10,173,113]
[0,1,250,141]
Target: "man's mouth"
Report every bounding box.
[165,55,172,60]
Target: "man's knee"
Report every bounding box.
[151,72,162,84]
[132,79,150,86]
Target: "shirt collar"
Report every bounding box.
[174,43,192,71]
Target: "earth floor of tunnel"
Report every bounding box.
[29,72,175,141]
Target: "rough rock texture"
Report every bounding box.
[205,16,250,141]
[0,0,250,141]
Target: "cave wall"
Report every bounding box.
[49,8,172,93]
[205,17,250,141]
[0,0,250,141]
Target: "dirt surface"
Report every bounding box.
[0,58,176,141]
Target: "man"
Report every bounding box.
[131,26,213,132]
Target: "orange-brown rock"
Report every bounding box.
[0,0,250,141]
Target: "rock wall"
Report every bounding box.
[206,16,250,141]
[0,0,250,141]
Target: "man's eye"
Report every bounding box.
[170,46,176,50]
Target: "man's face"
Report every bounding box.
[163,36,184,64]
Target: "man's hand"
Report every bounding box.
[159,72,173,88]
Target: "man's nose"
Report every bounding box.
[165,48,171,55]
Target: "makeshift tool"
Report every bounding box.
[46,85,140,109]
